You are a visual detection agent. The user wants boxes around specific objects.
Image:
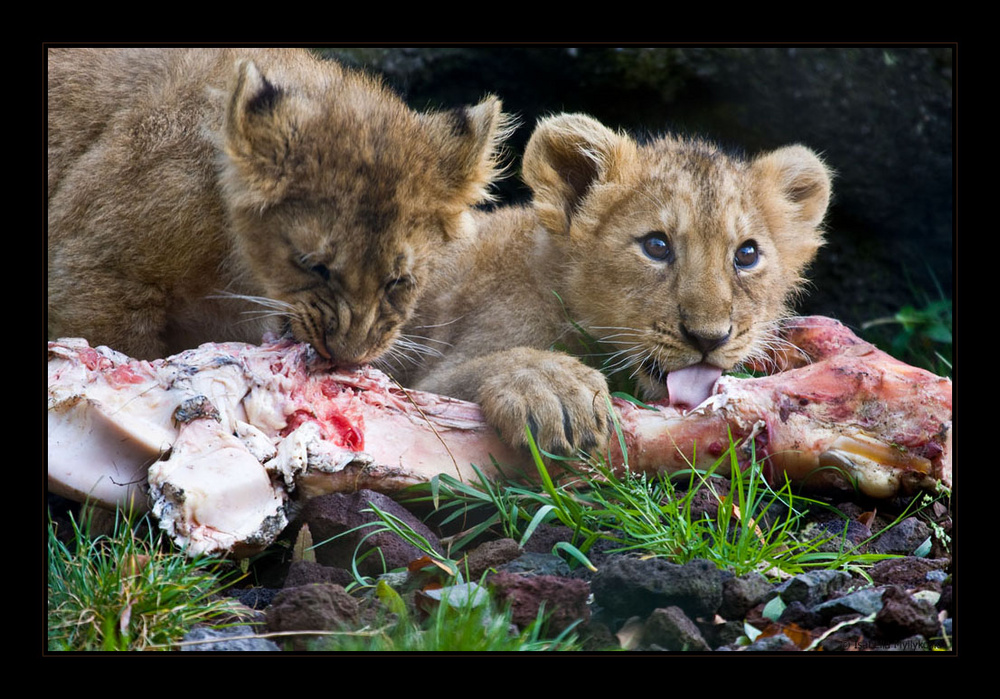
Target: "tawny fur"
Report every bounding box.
[48,48,508,362]
[393,113,831,456]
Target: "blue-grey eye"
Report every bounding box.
[734,240,759,269]
[640,232,673,262]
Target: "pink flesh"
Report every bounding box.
[666,363,723,409]
[47,316,952,555]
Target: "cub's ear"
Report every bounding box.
[522,113,639,235]
[752,144,832,278]
[752,145,832,231]
[222,60,296,206]
[423,95,512,208]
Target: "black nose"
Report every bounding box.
[680,325,731,355]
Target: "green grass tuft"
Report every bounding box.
[404,425,907,580]
[47,507,242,651]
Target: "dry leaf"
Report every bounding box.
[293,524,315,563]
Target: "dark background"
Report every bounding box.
[318,46,954,372]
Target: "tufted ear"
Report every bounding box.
[422,95,512,208]
[752,145,832,230]
[222,60,299,207]
[752,145,832,279]
[522,113,639,236]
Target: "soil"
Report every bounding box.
[197,484,953,653]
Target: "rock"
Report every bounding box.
[642,606,711,651]
[873,517,933,555]
[813,588,885,621]
[499,551,573,578]
[777,600,824,630]
[283,560,355,589]
[488,571,590,634]
[875,585,940,641]
[777,570,852,607]
[869,556,950,588]
[739,633,801,652]
[454,538,523,580]
[816,623,868,652]
[226,587,280,611]
[299,490,442,576]
[719,571,774,620]
[591,557,723,619]
[704,619,745,650]
[181,624,280,652]
[265,583,360,651]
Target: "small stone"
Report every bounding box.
[777,570,851,607]
[642,606,711,651]
[499,551,572,578]
[265,582,360,651]
[873,517,932,555]
[489,571,590,634]
[181,624,280,651]
[719,572,774,620]
[875,585,940,640]
[592,556,723,618]
[283,560,355,589]
[739,633,800,652]
[813,587,884,621]
[299,490,442,576]
[869,556,949,587]
[460,538,523,580]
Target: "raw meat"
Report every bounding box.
[612,316,951,498]
[47,317,951,556]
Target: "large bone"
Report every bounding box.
[47,317,951,556]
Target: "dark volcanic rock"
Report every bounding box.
[642,606,712,651]
[869,557,950,588]
[719,571,774,621]
[283,560,355,589]
[591,557,723,619]
[488,571,590,634]
[777,570,852,607]
[298,490,442,576]
[813,588,885,622]
[875,586,941,641]
[265,583,360,652]
[873,517,933,555]
[459,538,524,580]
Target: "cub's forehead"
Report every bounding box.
[628,145,759,238]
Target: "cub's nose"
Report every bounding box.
[680,324,731,355]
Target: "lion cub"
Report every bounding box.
[47,48,506,363]
[397,113,831,456]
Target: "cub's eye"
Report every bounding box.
[734,240,759,270]
[311,263,331,281]
[640,231,673,262]
[384,276,413,295]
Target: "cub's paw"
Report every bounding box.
[477,351,611,457]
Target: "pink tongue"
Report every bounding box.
[666,363,723,409]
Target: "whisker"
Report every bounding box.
[404,334,453,349]
[413,316,465,330]
[207,291,297,311]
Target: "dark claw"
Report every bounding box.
[561,404,575,450]
[577,431,597,453]
[526,414,539,444]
